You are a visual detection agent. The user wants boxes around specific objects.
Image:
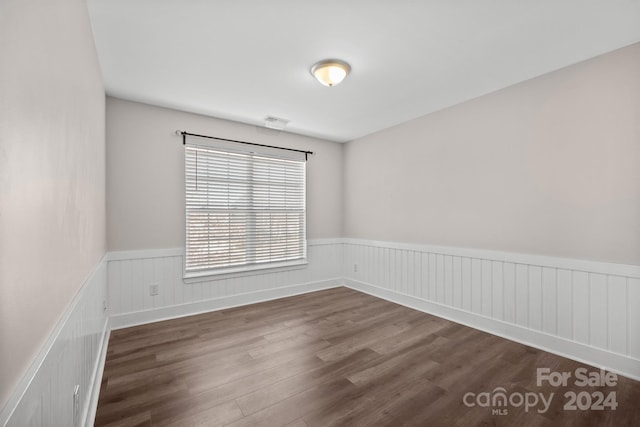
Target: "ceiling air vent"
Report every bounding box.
[264,116,289,130]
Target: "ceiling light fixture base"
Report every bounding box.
[310,59,351,87]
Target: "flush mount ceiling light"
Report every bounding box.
[310,59,351,87]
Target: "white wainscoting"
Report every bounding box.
[5,240,638,426]
[0,256,109,427]
[342,238,640,380]
[108,239,343,329]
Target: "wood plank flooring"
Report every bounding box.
[95,287,640,426]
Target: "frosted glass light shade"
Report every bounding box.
[311,60,351,87]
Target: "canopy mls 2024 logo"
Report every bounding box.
[463,367,618,416]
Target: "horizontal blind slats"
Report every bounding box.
[185,144,306,273]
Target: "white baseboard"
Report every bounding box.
[84,320,110,427]
[110,278,343,330]
[6,242,637,426]
[107,272,640,381]
[345,278,640,381]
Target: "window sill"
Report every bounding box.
[183,259,308,283]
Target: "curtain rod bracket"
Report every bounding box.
[175,130,186,145]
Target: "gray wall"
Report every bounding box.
[344,43,640,265]
[106,97,344,251]
[0,0,106,409]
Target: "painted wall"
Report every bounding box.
[106,97,344,251]
[344,43,640,266]
[0,0,106,412]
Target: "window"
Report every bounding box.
[184,140,306,278]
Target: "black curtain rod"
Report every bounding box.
[178,131,313,159]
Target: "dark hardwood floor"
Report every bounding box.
[95,287,640,426]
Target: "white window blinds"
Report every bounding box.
[184,142,306,277]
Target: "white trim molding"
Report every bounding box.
[106,238,640,381]
[107,240,344,329]
[106,238,344,262]
[108,247,184,261]
[9,237,631,426]
[1,256,110,427]
[84,325,110,427]
[345,279,640,381]
[342,238,640,381]
[342,238,640,279]
[111,279,342,329]
[106,237,640,381]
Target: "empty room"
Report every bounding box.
[2,0,640,426]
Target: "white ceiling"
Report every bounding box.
[88,0,640,142]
